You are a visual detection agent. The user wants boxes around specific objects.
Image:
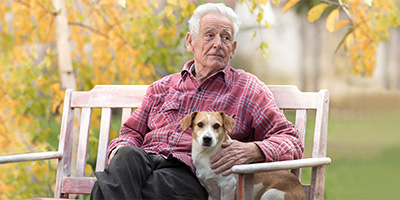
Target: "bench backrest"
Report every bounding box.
[55,85,148,197]
[269,86,329,200]
[54,85,329,199]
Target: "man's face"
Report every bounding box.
[186,13,237,71]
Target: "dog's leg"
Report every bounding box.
[219,180,236,200]
[220,189,236,200]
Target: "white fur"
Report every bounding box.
[192,114,237,200]
[253,182,264,197]
[260,188,286,200]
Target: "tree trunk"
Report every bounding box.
[52,0,80,182]
[301,18,320,92]
[392,28,400,90]
[375,42,389,89]
[53,0,76,90]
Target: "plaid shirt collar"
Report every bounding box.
[180,60,233,89]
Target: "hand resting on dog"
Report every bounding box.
[210,140,264,176]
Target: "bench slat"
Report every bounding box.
[292,109,307,180]
[96,108,111,172]
[295,109,307,144]
[62,177,96,194]
[269,86,319,109]
[71,85,148,108]
[121,107,132,126]
[76,107,92,177]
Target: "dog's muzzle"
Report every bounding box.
[202,136,212,146]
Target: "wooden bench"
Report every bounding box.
[0,85,331,200]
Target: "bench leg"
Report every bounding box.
[237,174,254,200]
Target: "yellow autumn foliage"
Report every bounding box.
[0,0,196,198]
[343,0,400,76]
[282,0,300,13]
[308,3,330,23]
[308,0,400,76]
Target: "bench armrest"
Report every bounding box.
[0,151,63,164]
[232,157,331,174]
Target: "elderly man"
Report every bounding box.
[91,3,303,199]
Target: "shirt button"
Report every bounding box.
[170,145,173,148]
[191,108,195,112]
[197,87,201,92]
[177,129,181,133]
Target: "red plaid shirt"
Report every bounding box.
[108,60,303,172]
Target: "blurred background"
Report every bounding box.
[233,2,400,199]
[0,0,399,199]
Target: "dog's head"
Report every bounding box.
[181,111,235,147]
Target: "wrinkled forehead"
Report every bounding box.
[199,13,234,33]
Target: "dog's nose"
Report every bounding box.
[202,136,212,146]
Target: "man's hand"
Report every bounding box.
[210,140,264,176]
[107,145,125,165]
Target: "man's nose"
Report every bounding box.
[212,35,222,49]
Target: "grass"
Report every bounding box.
[293,108,400,200]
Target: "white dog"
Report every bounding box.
[181,111,305,200]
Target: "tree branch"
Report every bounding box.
[320,0,341,6]
[67,21,109,38]
[320,0,352,20]
[14,0,30,8]
[338,0,352,20]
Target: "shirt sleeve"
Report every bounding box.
[106,86,154,158]
[251,86,304,162]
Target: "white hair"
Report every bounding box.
[188,3,241,40]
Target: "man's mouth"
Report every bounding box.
[208,53,224,58]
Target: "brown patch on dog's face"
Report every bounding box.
[180,111,235,147]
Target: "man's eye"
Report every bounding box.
[212,123,220,129]
[222,35,231,42]
[197,122,204,128]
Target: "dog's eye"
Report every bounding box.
[212,123,220,129]
[197,122,204,128]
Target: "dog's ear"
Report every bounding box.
[219,111,235,133]
[180,111,198,131]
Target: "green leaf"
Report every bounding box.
[260,42,269,60]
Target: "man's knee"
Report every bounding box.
[109,146,152,172]
[115,145,139,156]
[112,146,147,161]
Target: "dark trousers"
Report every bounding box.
[90,146,208,200]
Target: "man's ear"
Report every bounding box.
[180,111,198,131]
[229,41,237,59]
[186,33,194,53]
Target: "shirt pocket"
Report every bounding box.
[148,99,181,130]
